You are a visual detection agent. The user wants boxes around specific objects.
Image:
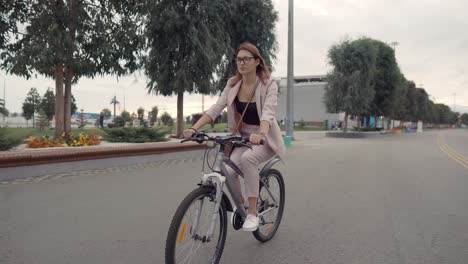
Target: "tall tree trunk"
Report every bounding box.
[343,111,348,132]
[55,63,65,137]
[32,105,36,128]
[176,91,184,138]
[52,0,65,138]
[64,67,72,136]
[64,0,77,137]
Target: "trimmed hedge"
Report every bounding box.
[103,127,169,143]
[0,129,22,151]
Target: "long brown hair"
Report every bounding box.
[229,42,271,87]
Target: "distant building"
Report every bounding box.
[275,75,341,127]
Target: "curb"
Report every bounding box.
[325,131,391,138]
[0,142,207,168]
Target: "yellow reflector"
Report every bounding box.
[265,225,273,232]
[178,223,187,244]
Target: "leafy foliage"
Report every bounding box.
[144,0,278,136]
[149,106,158,126]
[160,112,173,126]
[0,128,21,151]
[75,109,88,129]
[120,110,131,124]
[2,0,145,136]
[103,127,168,143]
[36,109,50,130]
[101,108,112,119]
[39,89,55,121]
[22,87,41,123]
[460,113,468,126]
[0,98,8,116]
[324,38,377,129]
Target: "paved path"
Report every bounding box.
[1,129,467,264]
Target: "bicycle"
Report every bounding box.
[165,132,285,264]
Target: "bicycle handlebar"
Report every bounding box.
[181,132,264,146]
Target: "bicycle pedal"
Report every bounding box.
[231,210,244,230]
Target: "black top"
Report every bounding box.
[235,97,260,125]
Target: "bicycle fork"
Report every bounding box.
[192,172,225,242]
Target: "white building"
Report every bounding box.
[276,75,341,128]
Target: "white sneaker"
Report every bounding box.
[242,214,259,231]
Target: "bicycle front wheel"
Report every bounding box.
[253,169,285,242]
[165,187,227,264]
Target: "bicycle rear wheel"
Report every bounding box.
[165,187,227,264]
[253,169,285,242]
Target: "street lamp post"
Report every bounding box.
[390,41,399,52]
[286,0,294,138]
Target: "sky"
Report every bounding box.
[1,0,467,116]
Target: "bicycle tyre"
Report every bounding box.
[253,169,285,242]
[165,187,227,264]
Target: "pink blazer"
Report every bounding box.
[205,77,286,160]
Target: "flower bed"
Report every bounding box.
[26,131,101,148]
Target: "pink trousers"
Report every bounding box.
[228,123,275,198]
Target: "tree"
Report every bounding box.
[145,0,232,137]
[39,89,77,121]
[2,1,145,137]
[71,94,77,116]
[110,96,120,119]
[367,40,401,126]
[22,87,41,127]
[36,109,50,131]
[460,113,468,126]
[40,89,55,121]
[120,110,131,125]
[101,108,112,119]
[137,107,145,123]
[216,0,279,91]
[160,112,173,126]
[76,109,87,130]
[149,106,159,126]
[218,110,227,124]
[0,98,8,116]
[415,88,430,122]
[324,38,377,130]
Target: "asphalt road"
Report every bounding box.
[1,129,467,264]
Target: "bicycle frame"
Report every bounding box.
[197,146,280,240]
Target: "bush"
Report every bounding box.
[113,116,125,127]
[103,127,169,143]
[160,112,173,126]
[0,129,22,151]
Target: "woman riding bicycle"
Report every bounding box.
[183,42,286,231]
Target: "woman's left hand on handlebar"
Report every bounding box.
[249,133,265,145]
[183,129,196,139]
